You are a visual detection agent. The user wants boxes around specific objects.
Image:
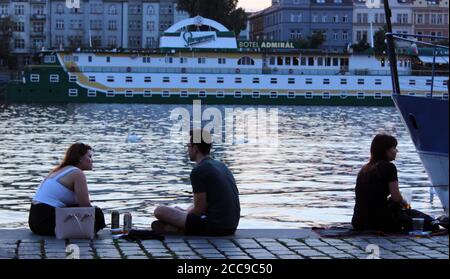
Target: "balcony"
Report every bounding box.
[30,14,47,21]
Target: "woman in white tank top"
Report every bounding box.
[28,143,106,236]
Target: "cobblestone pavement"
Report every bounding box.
[0,233,448,259]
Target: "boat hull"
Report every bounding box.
[392,94,449,215]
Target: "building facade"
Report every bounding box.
[0,0,189,56]
[249,0,354,52]
[412,0,449,41]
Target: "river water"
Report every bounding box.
[0,103,444,229]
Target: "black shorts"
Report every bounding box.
[184,214,236,236]
[28,203,106,236]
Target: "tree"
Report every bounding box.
[0,17,14,68]
[352,39,371,53]
[177,0,247,36]
[295,31,326,49]
[374,25,388,55]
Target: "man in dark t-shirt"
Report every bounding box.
[152,129,240,236]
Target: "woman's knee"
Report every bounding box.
[154,206,169,220]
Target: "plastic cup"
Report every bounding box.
[412,218,424,232]
[402,189,413,207]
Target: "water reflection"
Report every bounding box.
[0,104,443,229]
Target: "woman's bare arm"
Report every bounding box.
[72,171,92,207]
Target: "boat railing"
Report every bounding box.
[61,66,423,76]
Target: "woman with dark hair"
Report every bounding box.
[352,134,407,232]
[28,143,105,236]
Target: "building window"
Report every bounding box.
[108,5,117,15]
[56,20,64,30]
[147,5,155,15]
[108,20,117,31]
[14,4,24,15]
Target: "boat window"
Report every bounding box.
[408,92,416,96]
[317,57,324,66]
[180,91,188,98]
[409,80,416,85]
[68,89,78,97]
[218,58,226,64]
[340,92,348,99]
[300,57,307,66]
[162,91,170,98]
[144,76,152,83]
[443,80,448,86]
[234,91,242,98]
[443,93,449,100]
[426,80,432,86]
[50,74,59,83]
[277,56,283,66]
[143,57,151,63]
[88,89,96,97]
[217,77,224,84]
[235,77,242,84]
[144,90,152,97]
[165,57,173,64]
[88,56,92,62]
[107,76,114,82]
[106,56,110,63]
[163,77,170,83]
[216,91,224,98]
[288,78,295,84]
[252,91,260,98]
[238,56,255,66]
[333,58,339,66]
[306,78,312,84]
[374,92,382,99]
[358,79,365,85]
[357,92,365,99]
[107,90,114,97]
[305,92,313,99]
[308,57,314,66]
[323,79,330,85]
[269,57,276,65]
[179,57,187,64]
[325,57,331,66]
[88,76,95,82]
[253,77,260,84]
[285,57,291,66]
[199,77,206,83]
[322,92,331,99]
[271,78,278,84]
[125,90,133,97]
[288,91,295,99]
[69,75,77,82]
[44,55,56,63]
[181,77,188,83]
[293,57,299,66]
[126,76,133,83]
[270,91,278,99]
[341,78,347,85]
[375,79,382,85]
[198,57,206,64]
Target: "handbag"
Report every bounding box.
[55,207,96,240]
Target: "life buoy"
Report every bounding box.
[235,68,240,74]
[126,67,132,73]
[289,69,294,74]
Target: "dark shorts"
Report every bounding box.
[28,203,106,236]
[184,214,236,236]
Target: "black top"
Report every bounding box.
[352,161,401,232]
[190,157,241,231]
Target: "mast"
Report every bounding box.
[383,0,401,96]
